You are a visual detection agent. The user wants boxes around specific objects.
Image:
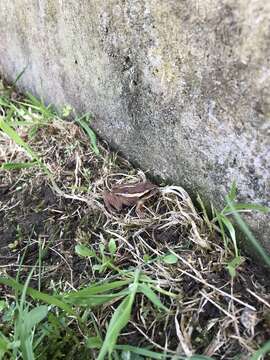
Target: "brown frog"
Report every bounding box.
[103,180,157,215]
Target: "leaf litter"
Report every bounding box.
[0,80,270,359]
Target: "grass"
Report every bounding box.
[0,77,270,359]
[197,182,270,276]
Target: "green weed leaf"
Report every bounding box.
[86,336,102,349]
[163,254,178,264]
[75,244,95,257]
[108,239,117,256]
[227,256,245,278]
[25,305,48,331]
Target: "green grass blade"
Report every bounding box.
[19,265,36,314]
[0,96,11,108]
[1,161,38,170]
[250,341,270,360]
[196,194,213,232]
[0,332,11,359]
[97,269,140,360]
[138,284,169,311]
[226,197,270,268]
[222,203,269,215]
[25,92,55,118]
[76,115,99,155]
[21,341,34,360]
[65,279,131,298]
[65,290,130,307]
[0,118,38,160]
[97,296,132,360]
[13,65,28,86]
[114,345,166,359]
[215,210,228,249]
[0,276,75,315]
[0,118,52,178]
[228,181,237,201]
[114,345,214,360]
[190,357,214,360]
[219,213,238,257]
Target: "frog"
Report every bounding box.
[103,180,157,215]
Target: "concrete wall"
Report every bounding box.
[0,0,269,252]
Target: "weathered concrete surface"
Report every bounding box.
[0,1,269,251]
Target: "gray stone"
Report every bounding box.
[0,0,269,252]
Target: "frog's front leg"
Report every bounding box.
[135,198,146,217]
[135,190,158,217]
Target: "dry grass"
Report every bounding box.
[0,79,270,359]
